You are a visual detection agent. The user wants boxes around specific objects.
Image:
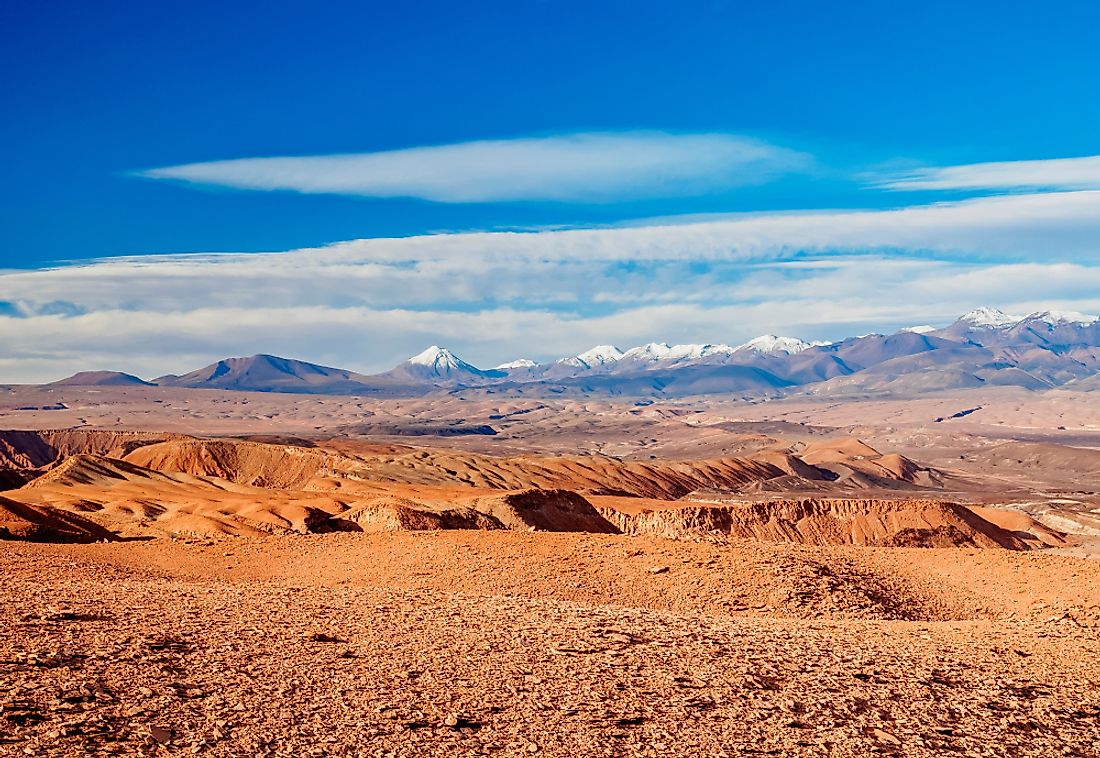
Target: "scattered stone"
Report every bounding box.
[307,633,346,643]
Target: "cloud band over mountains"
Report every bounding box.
[5,188,1100,383]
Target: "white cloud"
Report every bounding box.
[877,154,1100,192]
[138,131,812,202]
[3,190,1100,317]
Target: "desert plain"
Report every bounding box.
[2,382,1099,757]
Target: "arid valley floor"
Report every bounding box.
[2,383,1099,756]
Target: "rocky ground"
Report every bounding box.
[2,534,1099,757]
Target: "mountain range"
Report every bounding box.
[42,308,1100,398]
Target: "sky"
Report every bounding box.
[3,0,1100,381]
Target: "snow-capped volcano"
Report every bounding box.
[734,335,818,356]
[399,346,494,381]
[958,307,1023,329]
[561,345,624,369]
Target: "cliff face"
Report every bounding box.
[599,498,1031,549]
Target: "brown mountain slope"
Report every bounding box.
[122,437,817,498]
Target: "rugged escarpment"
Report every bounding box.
[335,490,618,534]
[600,498,1034,549]
[0,430,182,488]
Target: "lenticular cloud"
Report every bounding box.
[139,131,812,203]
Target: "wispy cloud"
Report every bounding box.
[877,154,1100,192]
[138,131,813,203]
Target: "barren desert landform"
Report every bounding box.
[2,382,1100,757]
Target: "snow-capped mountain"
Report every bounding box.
[733,335,820,355]
[661,343,737,363]
[1027,310,1099,327]
[560,345,624,369]
[937,307,1100,349]
[958,307,1023,329]
[943,307,1099,334]
[620,343,673,362]
[899,325,936,334]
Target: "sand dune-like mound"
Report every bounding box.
[967,505,1071,548]
[601,498,1030,549]
[25,453,186,488]
[473,489,620,533]
[747,450,836,480]
[0,495,117,542]
[796,438,943,489]
[800,438,884,462]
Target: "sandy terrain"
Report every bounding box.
[3,535,1099,757]
[3,384,1100,755]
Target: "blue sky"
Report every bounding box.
[3,1,1100,380]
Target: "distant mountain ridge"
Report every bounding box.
[49,371,153,387]
[43,307,1100,398]
[153,354,378,394]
